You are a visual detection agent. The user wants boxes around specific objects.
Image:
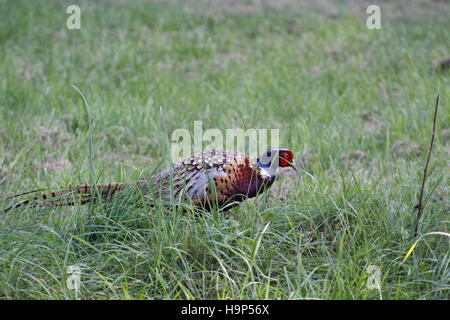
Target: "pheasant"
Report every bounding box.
[4,148,296,213]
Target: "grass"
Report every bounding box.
[0,0,449,299]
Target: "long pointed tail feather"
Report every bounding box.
[4,183,127,212]
[6,188,48,200]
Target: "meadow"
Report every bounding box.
[0,0,449,299]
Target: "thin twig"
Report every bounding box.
[413,94,440,238]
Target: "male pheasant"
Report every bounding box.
[4,148,296,213]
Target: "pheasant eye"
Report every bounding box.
[278,150,293,167]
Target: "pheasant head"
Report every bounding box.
[256,148,296,180]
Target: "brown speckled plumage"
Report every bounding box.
[138,149,274,211]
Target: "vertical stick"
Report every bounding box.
[413,94,440,238]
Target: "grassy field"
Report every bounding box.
[0,0,449,299]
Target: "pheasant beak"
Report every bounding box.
[287,160,297,172]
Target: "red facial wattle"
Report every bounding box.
[279,150,294,167]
